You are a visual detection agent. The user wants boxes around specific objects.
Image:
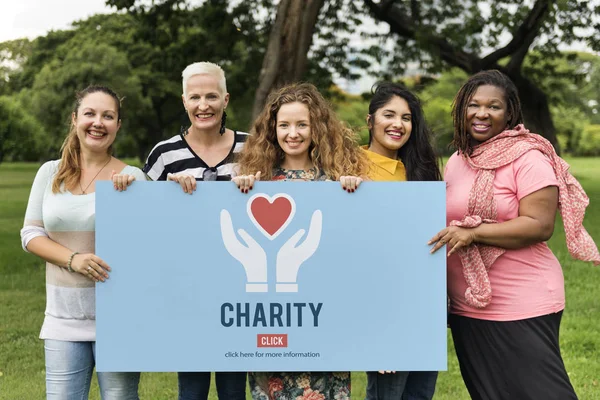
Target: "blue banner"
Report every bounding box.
[95,181,447,372]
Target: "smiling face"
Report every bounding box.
[276,102,312,167]
[368,95,412,159]
[182,73,229,133]
[73,92,120,153]
[466,84,510,143]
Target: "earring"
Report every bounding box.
[220,111,227,135]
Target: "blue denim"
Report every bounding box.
[366,371,438,400]
[178,372,247,400]
[44,339,140,400]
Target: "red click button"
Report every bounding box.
[257,334,288,348]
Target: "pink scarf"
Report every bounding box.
[451,124,600,308]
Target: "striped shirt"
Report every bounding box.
[21,160,146,341]
[143,131,248,181]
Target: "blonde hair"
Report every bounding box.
[182,62,227,96]
[52,86,121,193]
[237,83,369,180]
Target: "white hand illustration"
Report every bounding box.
[276,210,323,292]
[220,209,268,292]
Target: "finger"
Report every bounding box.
[285,229,306,249]
[237,228,259,248]
[348,177,357,192]
[302,210,323,250]
[182,177,192,194]
[255,171,261,181]
[86,264,103,282]
[448,242,462,257]
[126,175,135,187]
[233,177,241,189]
[117,175,125,191]
[167,173,174,182]
[428,229,446,245]
[190,176,197,192]
[92,256,111,273]
[355,177,363,189]
[430,236,448,254]
[340,176,347,190]
[220,210,236,242]
[178,180,188,193]
[248,175,255,190]
[110,169,116,179]
[112,172,120,190]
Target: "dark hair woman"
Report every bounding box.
[429,70,599,400]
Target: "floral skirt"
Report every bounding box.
[249,371,350,400]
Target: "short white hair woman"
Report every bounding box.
[142,62,249,399]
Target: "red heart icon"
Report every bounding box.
[247,194,296,239]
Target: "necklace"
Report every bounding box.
[79,157,112,194]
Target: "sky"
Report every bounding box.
[0,0,113,43]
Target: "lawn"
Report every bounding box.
[0,159,599,399]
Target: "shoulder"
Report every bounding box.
[37,159,60,177]
[512,149,551,167]
[121,165,147,180]
[443,151,463,174]
[147,134,186,157]
[233,130,249,152]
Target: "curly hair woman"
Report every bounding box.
[233,82,369,399]
[235,82,368,188]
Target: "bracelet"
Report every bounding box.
[67,252,79,273]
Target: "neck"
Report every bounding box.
[187,126,224,146]
[80,149,112,168]
[368,142,398,160]
[281,155,313,170]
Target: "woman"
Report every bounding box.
[429,70,600,399]
[142,61,248,400]
[363,82,441,399]
[20,85,144,399]
[143,61,248,193]
[233,82,369,399]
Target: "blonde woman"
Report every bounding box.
[21,85,144,399]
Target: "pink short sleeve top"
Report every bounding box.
[445,149,564,321]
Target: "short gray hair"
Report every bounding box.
[182,62,227,96]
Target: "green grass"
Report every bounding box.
[1,159,599,399]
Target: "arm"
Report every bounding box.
[26,237,109,280]
[471,186,558,249]
[430,185,558,255]
[430,150,559,255]
[20,161,108,281]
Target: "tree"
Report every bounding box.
[0,96,48,162]
[251,0,326,119]
[2,0,272,161]
[23,40,149,159]
[255,0,599,151]
[359,0,600,151]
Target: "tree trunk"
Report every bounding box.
[507,72,560,151]
[251,0,325,121]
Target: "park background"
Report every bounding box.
[0,0,599,398]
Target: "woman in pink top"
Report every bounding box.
[429,70,599,400]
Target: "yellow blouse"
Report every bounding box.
[362,146,407,182]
